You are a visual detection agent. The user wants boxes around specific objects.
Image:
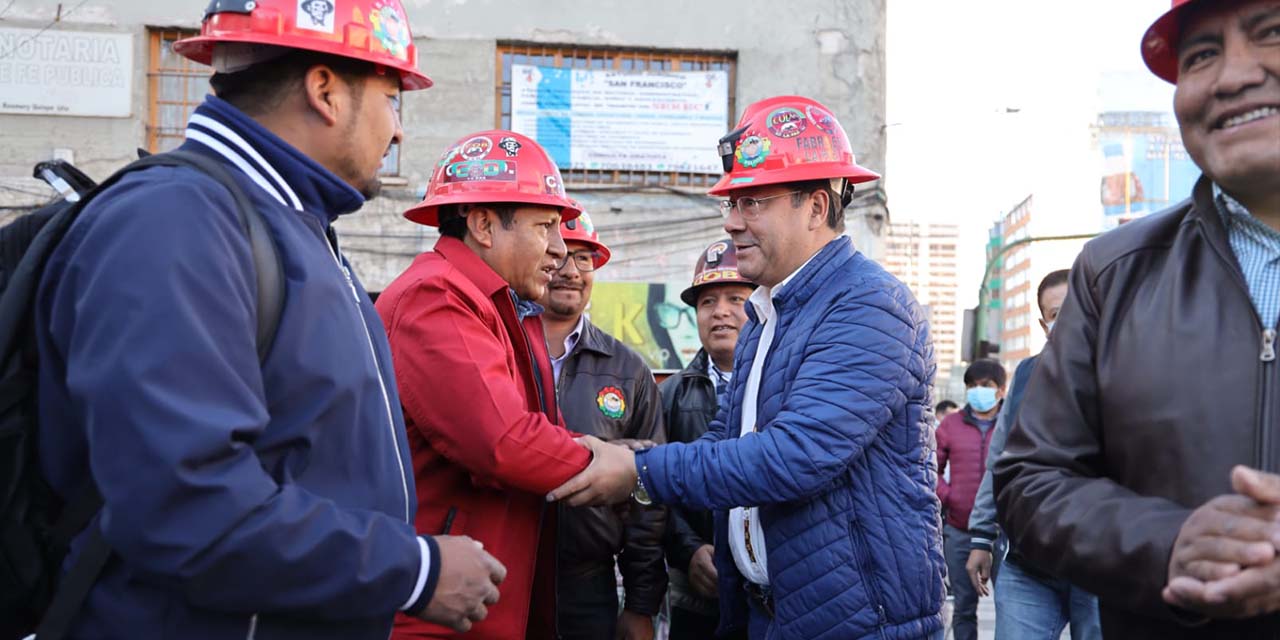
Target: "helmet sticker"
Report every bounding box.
[297,0,335,33]
[766,107,808,139]
[575,211,595,234]
[543,174,562,195]
[735,133,771,169]
[705,241,728,266]
[597,386,626,419]
[371,1,411,61]
[498,136,523,157]
[805,105,839,136]
[443,160,518,183]
[797,135,838,163]
[460,136,493,160]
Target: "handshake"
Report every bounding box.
[410,436,657,632]
[546,435,658,507]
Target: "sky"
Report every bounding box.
[885,0,1178,309]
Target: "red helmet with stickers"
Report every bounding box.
[561,209,611,269]
[1141,0,1204,84]
[173,0,432,91]
[708,95,880,197]
[680,239,757,307]
[405,130,582,226]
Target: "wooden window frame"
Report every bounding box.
[495,42,736,188]
[147,28,207,153]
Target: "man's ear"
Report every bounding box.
[808,189,831,230]
[301,64,347,127]
[465,205,497,249]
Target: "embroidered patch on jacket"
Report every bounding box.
[596,386,626,419]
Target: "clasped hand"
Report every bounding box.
[1164,465,1280,619]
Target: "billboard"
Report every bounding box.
[1095,112,1200,230]
[589,282,703,371]
[510,64,729,174]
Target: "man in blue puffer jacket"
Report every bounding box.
[550,96,945,639]
[33,2,504,637]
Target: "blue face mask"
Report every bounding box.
[967,386,999,413]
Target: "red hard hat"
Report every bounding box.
[680,239,757,307]
[173,0,432,91]
[1142,0,1203,84]
[405,130,582,226]
[561,209,611,269]
[708,95,880,197]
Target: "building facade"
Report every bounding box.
[0,0,890,303]
[884,220,960,392]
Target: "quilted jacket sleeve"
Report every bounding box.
[637,291,923,511]
[381,278,590,494]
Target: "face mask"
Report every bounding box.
[967,386,999,413]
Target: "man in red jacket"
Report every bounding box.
[936,358,1006,640]
[376,130,593,639]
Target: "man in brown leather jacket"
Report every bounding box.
[994,0,1280,637]
[539,212,667,640]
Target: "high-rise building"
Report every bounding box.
[883,221,961,391]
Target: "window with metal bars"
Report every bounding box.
[496,43,736,188]
[145,29,402,176]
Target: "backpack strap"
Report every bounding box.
[32,150,286,639]
[123,150,285,362]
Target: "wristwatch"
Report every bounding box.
[631,463,652,506]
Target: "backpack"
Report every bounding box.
[0,150,284,640]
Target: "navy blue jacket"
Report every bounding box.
[637,237,945,639]
[35,96,435,639]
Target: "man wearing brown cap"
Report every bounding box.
[659,240,755,640]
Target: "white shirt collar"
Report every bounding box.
[748,248,822,322]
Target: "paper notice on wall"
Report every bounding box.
[0,27,133,117]
[510,64,729,174]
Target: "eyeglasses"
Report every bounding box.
[553,250,601,272]
[718,190,802,220]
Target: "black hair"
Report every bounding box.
[1037,269,1070,315]
[788,179,846,231]
[935,399,959,414]
[964,358,1007,388]
[437,204,518,239]
[209,50,377,117]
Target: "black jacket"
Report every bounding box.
[555,319,667,616]
[994,177,1280,638]
[657,349,719,573]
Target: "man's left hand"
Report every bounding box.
[616,609,654,640]
[546,435,638,506]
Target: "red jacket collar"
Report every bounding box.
[434,235,509,297]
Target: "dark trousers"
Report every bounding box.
[944,523,990,640]
[556,568,618,640]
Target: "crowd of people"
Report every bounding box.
[11,0,1280,638]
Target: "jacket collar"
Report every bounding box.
[744,236,856,322]
[183,95,365,225]
[573,318,616,358]
[681,348,711,379]
[434,236,511,297]
[1185,176,1238,265]
[960,404,999,428]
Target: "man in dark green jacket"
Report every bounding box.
[540,212,667,640]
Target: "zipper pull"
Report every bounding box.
[1263,329,1276,363]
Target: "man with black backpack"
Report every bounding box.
[0,1,505,639]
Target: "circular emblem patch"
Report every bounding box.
[370,1,411,61]
[596,386,626,419]
[461,136,493,160]
[735,134,771,169]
